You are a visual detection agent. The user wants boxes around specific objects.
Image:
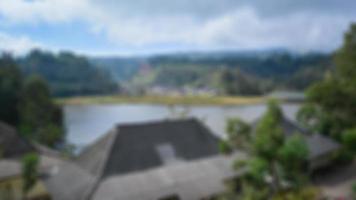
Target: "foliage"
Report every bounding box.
[298,23,356,141]
[332,148,354,165]
[219,140,233,155]
[278,134,309,189]
[217,68,262,95]
[352,182,356,200]
[0,54,22,125]
[226,118,251,149]
[19,75,64,147]
[22,153,39,194]
[18,49,118,97]
[272,187,320,200]
[121,51,331,95]
[342,128,356,153]
[226,101,309,198]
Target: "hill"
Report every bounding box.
[18,50,119,97]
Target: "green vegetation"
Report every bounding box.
[93,51,331,96]
[219,140,232,154]
[352,182,356,200]
[225,101,309,199]
[57,95,264,105]
[298,23,356,160]
[18,49,118,97]
[19,75,64,147]
[22,153,39,195]
[0,54,22,125]
[0,54,64,147]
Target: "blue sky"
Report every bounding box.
[0,0,355,56]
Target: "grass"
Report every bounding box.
[57,95,265,105]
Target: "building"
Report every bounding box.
[0,116,341,200]
[45,118,245,200]
[0,121,34,159]
[251,116,340,170]
[0,160,50,200]
[0,121,63,200]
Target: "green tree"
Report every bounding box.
[0,53,22,125]
[298,23,356,141]
[342,128,356,154]
[19,75,64,147]
[22,153,39,197]
[226,101,309,198]
[226,118,251,149]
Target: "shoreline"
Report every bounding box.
[56,95,266,106]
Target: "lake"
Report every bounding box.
[64,103,300,147]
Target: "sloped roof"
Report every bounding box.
[0,121,34,158]
[76,118,221,178]
[92,152,246,200]
[0,159,21,179]
[42,161,96,200]
[252,116,340,160]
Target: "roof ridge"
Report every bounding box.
[117,118,195,128]
[83,127,120,200]
[97,127,120,178]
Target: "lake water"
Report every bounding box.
[64,103,300,147]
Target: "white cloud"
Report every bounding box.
[0,0,92,24]
[0,0,355,53]
[0,31,43,55]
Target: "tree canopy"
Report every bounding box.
[18,50,118,97]
[225,101,309,199]
[0,54,22,126]
[298,23,356,141]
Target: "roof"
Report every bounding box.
[0,121,34,158]
[76,118,222,178]
[252,116,340,160]
[42,161,96,200]
[92,152,246,200]
[0,159,21,180]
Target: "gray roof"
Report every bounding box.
[0,121,34,158]
[42,161,96,200]
[76,118,221,178]
[0,159,21,179]
[92,152,246,200]
[252,116,340,160]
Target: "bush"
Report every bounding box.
[22,153,39,194]
[219,140,232,154]
[343,128,356,153]
[333,148,354,165]
[273,187,320,200]
[352,182,356,200]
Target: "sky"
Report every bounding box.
[0,0,355,56]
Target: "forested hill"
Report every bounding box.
[17,50,118,97]
[93,50,332,95]
[148,51,331,78]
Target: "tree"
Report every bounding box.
[298,23,356,141]
[218,68,262,96]
[226,101,309,199]
[19,75,64,147]
[18,49,118,97]
[342,128,356,154]
[22,153,39,197]
[0,53,22,125]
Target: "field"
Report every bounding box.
[57,95,265,105]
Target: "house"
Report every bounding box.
[45,118,245,200]
[0,121,63,200]
[251,116,340,170]
[0,160,50,200]
[0,121,34,159]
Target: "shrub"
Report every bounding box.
[219,140,232,154]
